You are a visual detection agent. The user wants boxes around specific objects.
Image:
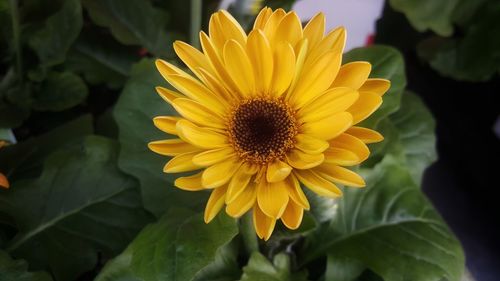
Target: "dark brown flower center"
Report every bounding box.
[228,98,297,164]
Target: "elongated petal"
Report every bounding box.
[192,147,235,167]
[163,151,200,173]
[176,120,227,149]
[270,42,295,97]
[273,11,302,47]
[175,172,205,191]
[257,180,289,219]
[247,30,273,94]
[174,40,215,79]
[204,186,227,223]
[294,134,329,154]
[303,12,325,49]
[301,112,353,140]
[171,98,225,128]
[360,78,391,96]
[202,156,242,188]
[307,27,345,66]
[0,173,9,189]
[314,163,366,187]
[286,39,308,96]
[324,147,361,166]
[286,149,324,169]
[148,139,200,156]
[153,116,181,135]
[331,62,371,90]
[281,200,303,230]
[156,87,184,104]
[253,204,276,240]
[253,7,273,30]
[285,174,310,210]
[224,40,255,96]
[262,9,287,43]
[226,181,257,217]
[348,91,383,124]
[298,88,359,122]
[346,127,384,144]
[196,67,234,101]
[329,133,370,162]
[266,160,292,183]
[227,163,257,203]
[294,170,342,197]
[218,10,247,46]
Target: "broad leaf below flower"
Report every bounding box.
[0,250,52,281]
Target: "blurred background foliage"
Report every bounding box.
[1,0,497,280]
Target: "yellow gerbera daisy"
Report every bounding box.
[149,8,390,240]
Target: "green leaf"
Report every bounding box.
[28,0,83,67]
[299,156,465,281]
[192,237,242,281]
[0,136,153,281]
[82,0,173,57]
[241,252,308,281]
[113,59,207,216]
[343,45,406,128]
[31,71,88,111]
[388,0,459,36]
[325,256,365,281]
[95,210,238,281]
[65,33,138,89]
[0,250,53,281]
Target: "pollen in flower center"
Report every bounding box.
[228,98,298,164]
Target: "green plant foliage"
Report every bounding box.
[28,0,83,67]
[192,238,243,281]
[0,136,153,281]
[31,71,88,111]
[0,250,53,281]
[241,252,308,281]
[95,209,238,281]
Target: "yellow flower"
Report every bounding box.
[150,8,390,240]
[0,140,9,189]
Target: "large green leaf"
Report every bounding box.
[0,136,153,281]
[28,0,82,67]
[82,0,173,57]
[343,45,406,128]
[192,237,242,281]
[388,0,459,36]
[113,59,207,216]
[0,250,52,281]
[299,156,465,281]
[31,71,88,111]
[240,252,308,281]
[95,210,238,281]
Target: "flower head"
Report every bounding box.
[149,8,389,240]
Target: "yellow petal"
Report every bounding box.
[348,91,383,124]
[286,149,324,169]
[273,11,302,47]
[226,181,257,217]
[301,112,353,140]
[208,12,226,52]
[281,200,303,230]
[331,62,371,90]
[155,87,184,104]
[294,170,342,198]
[303,12,325,49]
[307,26,345,66]
[262,9,287,43]
[204,185,227,223]
[285,174,310,210]
[171,98,226,129]
[153,116,181,135]
[294,134,329,154]
[314,163,366,187]
[247,30,273,94]
[218,10,247,46]
[223,40,255,96]
[329,133,370,162]
[270,42,295,97]
[253,7,273,30]
[298,87,359,123]
[289,51,341,109]
[148,139,200,156]
[156,59,194,81]
[192,147,235,167]
[253,204,276,240]
[324,147,361,166]
[226,163,258,204]
[257,180,289,219]
[173,40,214,80]
[175,172,206,191]
[0,173,9,189]
[202,156,242,188]
[359,78,391,96]
[345,126,384,144]
[286,39,308,97]
[195,67,235,101]
[163,151,200,173]
[176,120,227,149]
[266,160,292,183]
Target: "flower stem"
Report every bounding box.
[8,0,22,83]
[189,0,202,48]
[239,212,259,256]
